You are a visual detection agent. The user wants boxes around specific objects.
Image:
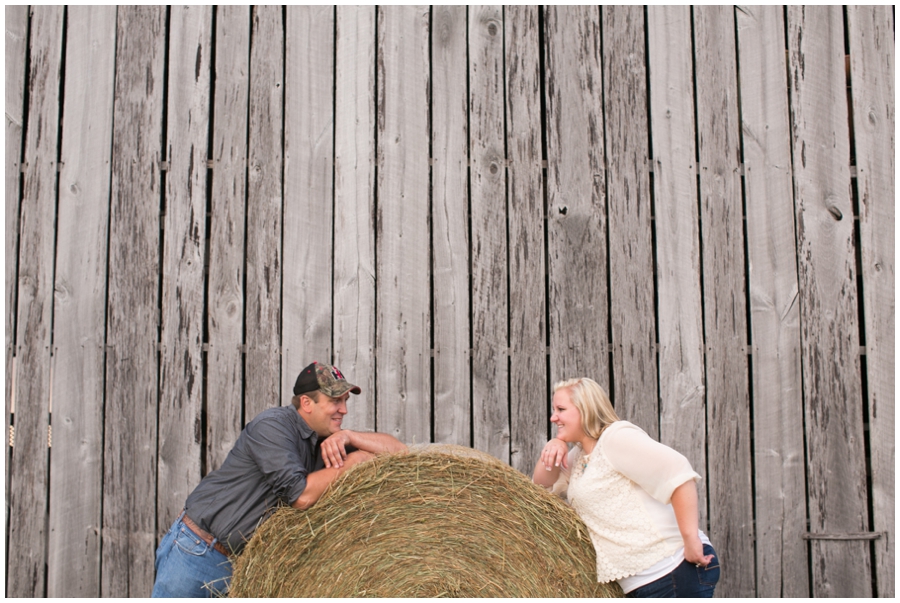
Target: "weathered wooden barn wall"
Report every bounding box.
[4,5,893,598]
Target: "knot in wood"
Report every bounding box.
[487,22,498,36]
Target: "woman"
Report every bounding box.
[532,378,720,597]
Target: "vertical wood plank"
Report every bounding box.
[207,5,249,471]
[787,5,872,597]
[735,5,808,597]
[431,5,470,445]
[4,2,28,526]
[505,5,547,473]
[245,6,284,421]
[376,6,431,444]
[543,6,608,389]
[47,6,115,596]
[103,5,165,597]
[694,6,755,597]
[283,6,334,398]
[334,6,377,431]
[470,5,508,462]
[602,5,658,437]
[157,4,211,534]
[8,6,63,597]
[646,5,707,525]
[848,6,894,596]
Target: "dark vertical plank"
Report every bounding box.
[158,5,211,534]
[4,2,28,529]
[694,6,756,597]
[470,5,508,462]
[8,6,63,597]
[103,6,165,597]
[602,6,658,437]
[646,5,707,524]
[283,6,334,396]
[543,6,608,388]
[334,6,376,431]
[207,6,249,471]
[245,6,284,421]
[848,6,895,596]
[375,6,431,444]
[47,6,115,596]
[735,5,808,597]
[431,5,470,446]
[788,5,872,597]
[505,5,546,473]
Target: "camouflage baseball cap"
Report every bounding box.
[293,361,361,397]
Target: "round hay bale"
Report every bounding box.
[229,446,622,598]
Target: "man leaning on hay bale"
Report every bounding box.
[151,362,407,598]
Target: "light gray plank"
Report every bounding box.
[693,6,755,597]
[102,6,165,597]
[646,5,707,526]
[470,5,508,463]
[787,5,872,597]
[602,5,658,438]
[157,5,211,536]
[505,5,547,473]
[245,6,284,422]
[207,5,249,471]
[282,6,334,400]
[8,6,63,597]
[735,5,808,597]
[848,5,894,597]
[47,6,115,597]
[4,2,27,533]
[375,6,431,444]
[543,6,608,389]
[431,5,470,446]
[333,6,377,431]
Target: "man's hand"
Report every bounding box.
[320,430,353,469]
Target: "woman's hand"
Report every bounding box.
[683,535,714,568]
[540,438,569,471]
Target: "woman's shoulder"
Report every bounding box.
[599,420,653,451]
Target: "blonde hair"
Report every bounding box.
[553,377,619,440]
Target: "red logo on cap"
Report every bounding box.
[332,367,344,380]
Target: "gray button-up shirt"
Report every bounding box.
[184,405,323,554]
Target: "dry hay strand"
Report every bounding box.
[229,445,622,598]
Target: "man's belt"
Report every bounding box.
[182,512,231,557]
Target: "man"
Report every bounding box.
[152,362,406,597]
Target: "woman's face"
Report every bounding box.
[551,388,586,444]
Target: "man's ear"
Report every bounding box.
[298,393,316,413]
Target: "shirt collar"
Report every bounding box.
[291,406,318,445]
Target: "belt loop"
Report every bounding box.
[177,509,186,523]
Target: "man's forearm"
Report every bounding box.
[344,430,407,454]
[292,450,374,510]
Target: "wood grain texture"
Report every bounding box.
[158,4,211,536]
[431,5,470,446]
[8,6,63,597]
[735,5,808,597]
[4,2,27,533]
[470,5,509,463]
[602,5,657,437]
[103,6,165,597]
[543,6,608,389]
[207,5,249,471]
[787,5,871,597]
[333,6,377,431]
[848,6,895,596]
[505,5,547,473]
[47,6,115,597]
[694,6,755,597]
[245,6,284,422]
[376,6,431,445]
[646,5,707,525]
[282,6,334,400]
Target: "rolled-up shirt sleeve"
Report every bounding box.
[244,418,311,504]
[601,422,700,504]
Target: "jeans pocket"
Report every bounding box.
[174,526,212,557]
[697,544,720,587]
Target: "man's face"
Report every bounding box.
[303,391,350,437]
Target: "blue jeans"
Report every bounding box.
[152,512,233,597]
[626,544,720,598]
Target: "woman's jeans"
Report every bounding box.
[626,544,720,598]
[151,512,233,598]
